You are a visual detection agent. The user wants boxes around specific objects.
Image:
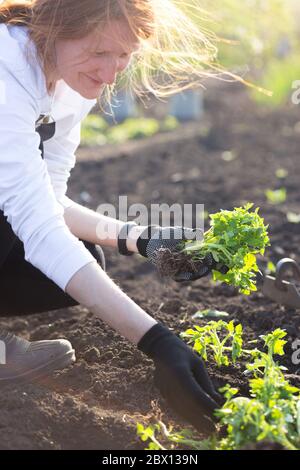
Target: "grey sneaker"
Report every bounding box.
[0,331,75,383]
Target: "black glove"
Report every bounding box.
[138,322,222,433]
[136,225,224,282]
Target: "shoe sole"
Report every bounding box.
[0,349,75,385]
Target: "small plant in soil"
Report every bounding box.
[215,329,300,450]
[154,203,270,295]
[265,187,287,205]
[217,331,300,450]
[192,309,230,319]
[137,326,300,450]
[136,421,211,451]
[180,320,245,367]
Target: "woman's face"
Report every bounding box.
[54,20,140,99]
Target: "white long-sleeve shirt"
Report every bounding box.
[0,23,98,291]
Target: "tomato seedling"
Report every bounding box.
[138,327,300,451]
[217,334,300,450]
[181,320,244,367]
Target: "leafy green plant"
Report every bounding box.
[261,328,287,358]
[80,114,109,146]
[136,423,166,451]
[182,203,270,295]
[217,330,300,450]
[137,327,300,451]
[160,116,179,132]
[181,320,244,367]
[136,422,211,451]
[265,188,287,205]
[192,309,229,319]
[216,376,300,450]
[80,114,179,147]
[276,168,289,179]
[108,118,160,143]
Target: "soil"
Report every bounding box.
[1,83,300,450]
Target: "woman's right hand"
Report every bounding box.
[135,225,228,282]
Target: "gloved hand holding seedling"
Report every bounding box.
[136,225,215,282]
[137,203,270,295]
[184,203,270,294]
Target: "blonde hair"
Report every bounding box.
[0,0,230,102]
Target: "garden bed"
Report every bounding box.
[0,83,300,450]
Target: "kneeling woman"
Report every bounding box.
[0,0,221,432]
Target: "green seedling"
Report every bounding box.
[261,328,287,358]
[192,309,230,320]
[182,203,270,295]
[265,188,287,205]
[138,326,300,451]
[217,329,300,450]
[181,320,244,367]
[136,423,166,451]
[136,422,211,451]
[218,338,300,449]
[217,378,300,450]
[81,114,179,147]
[276,168,288,179]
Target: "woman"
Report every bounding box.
[0,0,221,433]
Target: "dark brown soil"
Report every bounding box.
[1,83,300,450]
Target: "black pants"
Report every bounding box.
[0,230,102,317]
[0,119,103,316]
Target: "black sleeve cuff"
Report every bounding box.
[117,222,137,256]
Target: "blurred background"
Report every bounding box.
[80,0,300,146]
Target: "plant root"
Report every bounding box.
[152,248,204,278]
